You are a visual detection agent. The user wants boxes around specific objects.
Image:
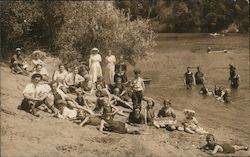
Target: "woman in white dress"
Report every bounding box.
[105,50,116,84]
[89,48,102,83]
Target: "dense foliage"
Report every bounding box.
[1,1,64,58]
[115,0,249,33]
[1,1,248,60]
[1,1,155,65]
[56,1,156,66]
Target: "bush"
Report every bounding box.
[56,1,156,65]
[0,1,64,58]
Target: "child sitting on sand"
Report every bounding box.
[200,134,248,155]
[154,100,182,131]
[182,109,208,134]
[144,98,156,126]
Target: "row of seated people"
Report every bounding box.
[20,73,208,135]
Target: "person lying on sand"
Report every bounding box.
[199,134,249,155]
[21,73,57,117]
[48,81,93,114]
[182,109,208,134]
[154,99,183,131]
[99,98,140,134]
[54,100,93,120]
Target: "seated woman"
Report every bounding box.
[64,67,85,93]
[31,51,45,70]
[52,64,68,86]
[182,109,208,134]
[154,100,181,131]
[31,64,49,82]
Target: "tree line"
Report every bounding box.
[1,1,248,60]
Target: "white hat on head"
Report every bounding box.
[16,48,21,51]
[90,48,99,53]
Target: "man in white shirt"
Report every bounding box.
[21,73,57,117]
[64,67,85,93]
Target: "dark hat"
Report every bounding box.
[31,73,43,80]
[134,68,141,74]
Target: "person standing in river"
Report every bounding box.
[184,67,195,89]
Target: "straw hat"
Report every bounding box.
[16,48,21,51]
[90,48,99,53]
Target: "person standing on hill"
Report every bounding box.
[131,68,145,109]
[184,67,195,89]
[114,55,127,84]
[195,66,205,85]
[89,48,102,83]
[105,50,116,84]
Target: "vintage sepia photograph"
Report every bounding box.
[1,0,249,157]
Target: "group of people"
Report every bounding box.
[11,47,248,155]
[184,65,240,103]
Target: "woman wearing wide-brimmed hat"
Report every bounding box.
[89,48,102,83]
